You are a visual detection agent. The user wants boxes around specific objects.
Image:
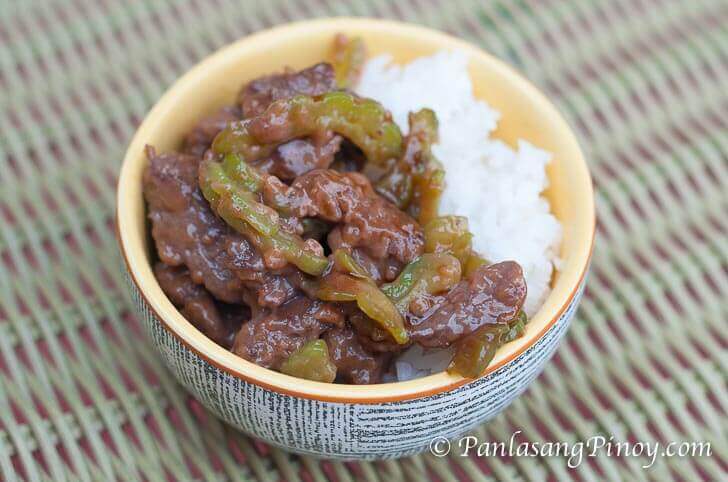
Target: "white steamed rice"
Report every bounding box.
[356,51,562,381]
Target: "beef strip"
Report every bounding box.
[328,232,405,283]
[262,169,424,281]
[232,296,345,370]
[144,148,248,302]
[349,311,409,354]
[252,133,342,181]
[354,262,526,353]
[238,62,336,117]
[179,62,344,184]
[154,263,244,348]
[143,147,298,307]
[407,261,527,348]
[183,105,242,156]
[223,235,301,308]
[239,62,343,180]
[183,103,341,182]
[324,324,391,384]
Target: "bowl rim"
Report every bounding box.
[117,17,595,404]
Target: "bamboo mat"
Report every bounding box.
[1,0,727,480]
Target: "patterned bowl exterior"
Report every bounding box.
[126,270,586,460]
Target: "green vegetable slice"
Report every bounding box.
[280,340,337,383]
[332,34,366,89]
[199,157,329,276]
[213,92,402,166]
[376,108,439,209]
[448,310,529,378]
[381,253,462,313]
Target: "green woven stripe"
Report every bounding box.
[1,0,726,481]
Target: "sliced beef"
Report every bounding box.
[349,311,409,354]
[238,62,336,117]
[252,133,342,182]
[407,261,527,348]
[232,297,344,370]
[262,169,424,280]
[154,263,244,348]
[324,324,391,384]
[183,105,241,156]
[143,147,297,307]
[144,148,249,302]
[238,62,342,180]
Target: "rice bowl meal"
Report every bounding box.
[142,34,562,385]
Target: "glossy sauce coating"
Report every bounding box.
[232,296,344,370]
[153,263,243,348]
[324,324,391,384]
[407,262,527,347]
[144,54,528,383]
[264,169,424,276]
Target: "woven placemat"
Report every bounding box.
[1,0,726,480]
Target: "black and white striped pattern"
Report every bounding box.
[129,273,585,459]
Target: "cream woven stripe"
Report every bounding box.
[0,0,726,481]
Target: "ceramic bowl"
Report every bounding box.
[117,17,595,459]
